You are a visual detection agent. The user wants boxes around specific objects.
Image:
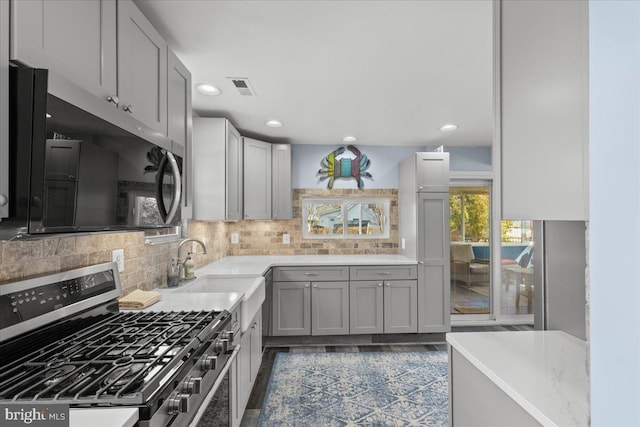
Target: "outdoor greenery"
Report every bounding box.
[450,192,490,242]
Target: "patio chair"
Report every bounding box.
[450,242,490,288]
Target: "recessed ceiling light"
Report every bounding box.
[195,83,221,96]
[342,136,357,143]
[440,124,458,132]
[266,120,282,128]
[45,113,52,119]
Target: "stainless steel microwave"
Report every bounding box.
[1,64,183,240]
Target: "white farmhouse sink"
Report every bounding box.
[174,275,265,332]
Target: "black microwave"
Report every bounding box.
[1,65,183,240]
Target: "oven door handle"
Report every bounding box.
[155,151,182,224]
[189,346,240,427]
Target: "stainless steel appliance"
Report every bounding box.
[0,262,237,427]
[1,63,183,240]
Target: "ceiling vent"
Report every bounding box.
[228,77,256,96]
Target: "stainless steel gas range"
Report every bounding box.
[0,262,238,427]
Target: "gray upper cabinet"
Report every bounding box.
[117,0,167,134]
[167,49,192,219]
[311,281,349,336]
[167,49,191,149]
[0,0,9,220]
[500,0,588,220]
[416,153,450,192]
[10,0,118,103]
[272,281,311,336]
[243,138,272,220]
[271,144,292,220]
[192,118,243,221]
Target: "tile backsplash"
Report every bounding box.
[0,188,398,295]
[227,189,399,256]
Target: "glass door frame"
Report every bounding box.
[450,174,534,326]
[450,178,494,323]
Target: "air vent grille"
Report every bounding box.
[228,77,256,96]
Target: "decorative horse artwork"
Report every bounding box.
[318,145,372,189]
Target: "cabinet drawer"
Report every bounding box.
[273,266,349,282]
[350,265,418,281]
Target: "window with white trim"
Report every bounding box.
[302,199,390,239]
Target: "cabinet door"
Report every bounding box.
[417,193,450,332]
[349,281,384,335]
[243,138,272,220]
[0,0,8,220]
[262,269,273,338]
[271,144,292,220]
[416,153,449,192]
[272,282,310,336]
[117,0,167,134]
[249,309,262,383]
[230,356,241,427]
[11,0,117,103]
[167,49,191,149]
[237,331,251,414]
[226,122,243,220]
[501,0,588,220]
[311,281,349,336]
[383,280,418,333]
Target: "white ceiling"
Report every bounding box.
[135,0,494,147]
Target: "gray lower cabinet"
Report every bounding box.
[384,280,418,333]
[351,280,418,334]
[311,281,349,336]
[232,309,262,427]
[350,281,384,334]
[417,193,450,333]
[272,281,311,336]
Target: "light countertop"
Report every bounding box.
[446,330,588,427]
[195,254,417,276]
[70,408,137,427]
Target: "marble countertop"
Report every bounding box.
[446,330,588,426]
[196,254,417,276]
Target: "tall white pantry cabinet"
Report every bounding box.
[398,153,451,332]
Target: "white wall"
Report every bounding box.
[292,145,491,189]
[589,1,640,424]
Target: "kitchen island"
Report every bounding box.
[446,330,588,426]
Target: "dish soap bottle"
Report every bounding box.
[167,257,180,287]
[184,253,195,280]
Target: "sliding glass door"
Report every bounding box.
[450,184,492,317]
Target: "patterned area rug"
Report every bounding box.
[257,352,448,426]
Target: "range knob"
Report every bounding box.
[200,355,217,371]
[180,377,202,394]
[167,392,189,415]
[213,339,228,354]
[222,330,235,343]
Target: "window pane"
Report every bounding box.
[501,220,534,315]
[305,202,342,236]
[345,202,387,236]
[450,186,491,315]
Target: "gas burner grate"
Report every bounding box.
[0,310,225,405]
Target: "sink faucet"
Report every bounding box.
[177,238,207,279]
